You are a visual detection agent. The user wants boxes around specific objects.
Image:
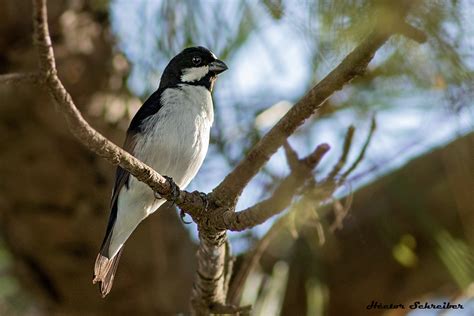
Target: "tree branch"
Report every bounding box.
[283,140,300,171]
[396,21,428,43]
[222,144,330,232]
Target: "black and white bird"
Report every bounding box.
[93,46,227,297]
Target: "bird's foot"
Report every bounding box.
[154,176,190,224]
[154,176,180,203]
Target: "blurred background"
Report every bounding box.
[0,0,473,315]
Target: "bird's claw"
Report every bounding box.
[180,209,192,224]
[154,176,180,204]
[155,176,190,224]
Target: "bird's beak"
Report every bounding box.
[208,59,228,74]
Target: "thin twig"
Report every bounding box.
[327,126,355,179]
[330,191,354,233]
[340,116,377,180]
[396,22,428,43]
[309,205,326,245]
[283,140,299,171]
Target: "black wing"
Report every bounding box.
[99,88,165,255]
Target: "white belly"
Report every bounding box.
[109,85,213,256]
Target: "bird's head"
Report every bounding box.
[159,46,228,92]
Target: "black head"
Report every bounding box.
[159,46,228,91]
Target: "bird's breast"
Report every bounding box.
[132,85,213,189]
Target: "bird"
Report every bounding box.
[93,46,228,297]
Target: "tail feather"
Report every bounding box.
[93,248,123,297]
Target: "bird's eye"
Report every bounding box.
[192,56,202,66]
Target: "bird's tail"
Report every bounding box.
[93,248,123,297]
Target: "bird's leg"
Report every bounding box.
[153,176,191,224]
[180,209,192,224]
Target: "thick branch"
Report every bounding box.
[191,230,227,314]
[31,0,205,215]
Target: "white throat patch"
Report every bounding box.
[181,66,209,82]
